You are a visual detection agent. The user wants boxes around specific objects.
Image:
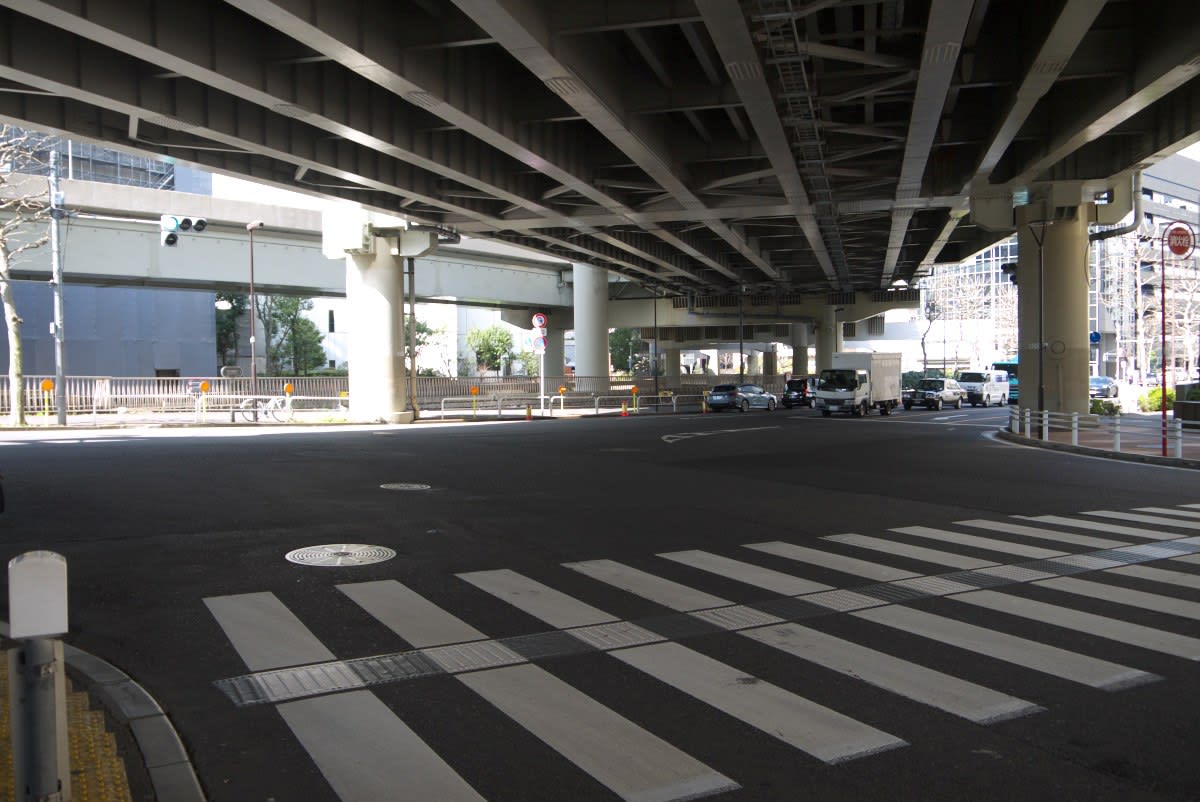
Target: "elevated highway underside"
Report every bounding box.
[0,0,1197,303]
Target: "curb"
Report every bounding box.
[63,645,206,802]
[995,428,1200,470]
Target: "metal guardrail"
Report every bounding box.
[1007,407,1192,459]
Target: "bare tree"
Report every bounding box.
[921,299,940,375]
[0,127,53,425]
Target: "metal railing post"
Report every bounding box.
[1041,409,1049,441]
[1071,412,1078,446]
[1023,408,1031,438]
[1113,415,1121,453]
[1173,419,1184,459]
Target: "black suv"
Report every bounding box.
[781,376,817,408]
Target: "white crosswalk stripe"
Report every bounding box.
[743,541,921,582]
[822,533,999,570]
[889,526,1067,559]
[954,519,1129,550]
[461,568,906,764]
[556,561,1040,726]
[952,589,1200,659]
[204,503,1200,799]
[1105,564,1200,591]
[1014,514,1181,540]
[657,550,834,596]
[564,559,732,611]
[741,624,1041,724]
[1034,575,1200,620]
[337,578,738,802]
[1135,506,1200,520]
[1081,510,1200,530]
[853,605,1156,690]
[205,592,484,802]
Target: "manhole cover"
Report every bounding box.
[285,544,397,567]
[380,482,432,491]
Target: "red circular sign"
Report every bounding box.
[531,312,548,328]
[1166,223,1195,257]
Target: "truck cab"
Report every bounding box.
[815,369,869,416]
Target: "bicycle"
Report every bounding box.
[237,395,295,423]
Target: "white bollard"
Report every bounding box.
[8,551,71,802]
[1023,408,1031,438]
[1174,419,1184,459]
[1114,415,1121,453]
[1041,409,1049,441]
[1071,412,1078,446]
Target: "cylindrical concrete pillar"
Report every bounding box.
[544,326,566,384]
[1016,205,1091,414]
[747,350,762,377]
[664,348,681,383]
[816,307,841,371]
[763,345,777,378]
[572,263,610,391]
[790,324,811,375]
[346,246,409,422]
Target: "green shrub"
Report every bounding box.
[1090,399,1120,416]
[1137,387,1175,412]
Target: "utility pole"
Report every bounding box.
[48,149,67,425]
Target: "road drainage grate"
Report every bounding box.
[285,544,397,567]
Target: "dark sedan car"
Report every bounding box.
[706,383,777,412]
[1089,376,1119,398]
[781,376,817,408]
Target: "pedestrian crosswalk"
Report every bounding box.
[207,502,1200,801]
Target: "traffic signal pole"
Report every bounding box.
[48,150,67,426]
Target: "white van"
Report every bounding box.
[957,370,1009,407]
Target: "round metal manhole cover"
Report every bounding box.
[380,482,432,491]
[285,544,397,567]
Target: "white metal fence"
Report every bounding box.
[1007,407,1197,459]
[0,373,790,419]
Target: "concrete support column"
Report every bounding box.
[545,327,566,384]
[762,345,777,378]
[346,246,409,423]
[747,350,762,376]
[816,307,842,371]
[572,263,610,391]
[790,324,810,375]
[664,348,681,383]
[1016,205,1091,414]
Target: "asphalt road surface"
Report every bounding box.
[2,405,1199,802]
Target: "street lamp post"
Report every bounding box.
[246,221,264,419]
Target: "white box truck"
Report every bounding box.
[814,352,902,417]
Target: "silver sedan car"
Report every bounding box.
[706,383,778,412]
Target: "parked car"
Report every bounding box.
[706,383,777,412]
[1089,376,1119,398]
[902,378,966,410]
[781,376,817,408]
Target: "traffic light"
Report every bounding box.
[160,215,208,246]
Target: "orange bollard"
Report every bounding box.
[621,401,628,417]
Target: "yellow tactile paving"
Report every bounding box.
[0,661,133,802]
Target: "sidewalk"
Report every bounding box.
[0,638,202,802]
